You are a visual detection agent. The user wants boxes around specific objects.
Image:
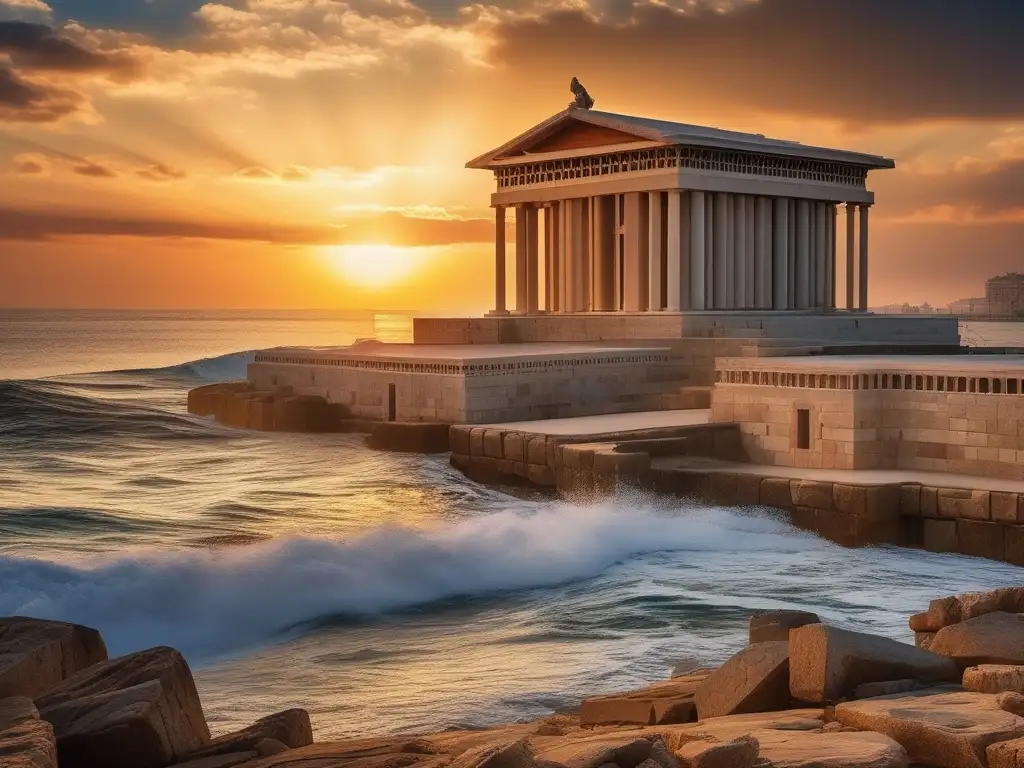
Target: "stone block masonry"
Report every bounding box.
[450,417,1024,567]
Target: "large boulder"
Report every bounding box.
[788,623,959,703]
[909,588,1024,632]
[534,734,653,768]
[579,672,708,727]
[674,735,758,768]
[748,611,820,645]
[0,617,107,699]
[36,646,210,768]
[930,612,1024,667]
[694,641,790,719]
[664,709,907,768]
[988,736,1024,768]
[0,696,56,768]
[963,665,1024,694]
[835,688,1024,768]
[242,746,447,768]
[0,717,56,768]
[184,709,312,760]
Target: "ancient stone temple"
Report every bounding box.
[469,105,889,316]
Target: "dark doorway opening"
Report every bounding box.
[388,383,396,422]
[796,408,810,450]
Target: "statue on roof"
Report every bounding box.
[569,77,594,110]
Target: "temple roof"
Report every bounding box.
[466,107,895,170]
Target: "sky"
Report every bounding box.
[0,0,1022,312]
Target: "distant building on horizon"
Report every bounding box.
[948,273,1024,318]
[986,273,1024,317]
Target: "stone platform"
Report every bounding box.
[246,341,689,424]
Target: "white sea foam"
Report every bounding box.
[0,501,813,659]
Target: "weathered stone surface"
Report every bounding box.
[674,735,758,768]
[503,433,526,463]
[448,737,533,768]
[792,481,834,512]
[900,485,921,516]
[931,612,1024,666]
[937,489,990,521]
[957,520,1005,561]
[997,692,1024,716]
[667,710,906,768]
[694,641,790,719]
[852,679,918,699]
[243,745,446,768]
[579,673,707,727]
[924,519,958,553]
[864,485,901,523]
[0,697,38,733]
[991,492,1021,524]
[186,709,312,760]
[920,486,938,518]
[527,437,547,466]
[916,632,937,652]
[788,623,959,703]
[988,736,1024,768]
[483,431,504,459]
[170,751,260,768]
[836,688,1024,768]
[833,485,866,516]
[760,478,794,511]
[748,610,820,645]
[36,646,210,768]
[535,736,652,768]
[963,665,1024,694]
[0,617,107,699]
[0,716,57,768]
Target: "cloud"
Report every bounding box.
[135,162,186,181]
[489,0,1024,124]
[12,150,47,173]
[0,0,51,22]
[0,20,137,76]
[334,203,477,220]
[234,165,278,180]
[0,205,493,246]
[71,159,116,177]
[0,65,83,121]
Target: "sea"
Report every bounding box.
[1,310,1022,739]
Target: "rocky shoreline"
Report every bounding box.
[4,586,1024,768]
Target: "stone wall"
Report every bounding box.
[248,347,684,424]
[712,363,1024,480]
[413,312,959,347]
[448,422,744,493]
[448,429,1024,566]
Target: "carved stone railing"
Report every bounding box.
[496,145,868,191]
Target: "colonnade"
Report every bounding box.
[492,192,872,314]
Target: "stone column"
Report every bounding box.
[623,192,649,311]
[846,203,856,310]
[515,203,529,313]
[815,202,828,311]
[493,205,507,314]
[859,204,871,311]
[526,205,540,313]
[787,199,797,307]
[745,196,756,308]
[592,196,615,311]
[689,191,706,310]
[829,204,837,310]
[795,200,811,309]
[772,198,789,310]
[666,191,689,311]
[713,192,728,309]
[648,191,665,311]
[549,201,561,312]
[734,195,746,309]
[754,197,770,309]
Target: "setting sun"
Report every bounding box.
[321,244,422,289]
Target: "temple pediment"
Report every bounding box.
[466,108,894,170]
